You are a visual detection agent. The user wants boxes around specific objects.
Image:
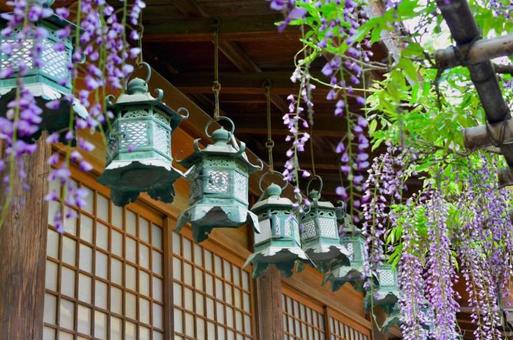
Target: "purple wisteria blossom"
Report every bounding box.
[425,191,460,339]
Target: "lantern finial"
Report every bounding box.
[126,77,149,94]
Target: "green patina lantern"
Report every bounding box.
[326,225,368,292]
[0,0,88,141]
[98,64,189,207]
[374,264,400,314]
[300,177,351,274]
[244,181,310,278]
[177,117,262,243]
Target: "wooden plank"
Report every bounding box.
[256,267,284,340]
[163,216,174,340]
[143,16,299,42]
[0,134,50,340]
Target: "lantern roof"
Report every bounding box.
[179,124,262,172]
[251,183,294,212]
[109,77,187,131]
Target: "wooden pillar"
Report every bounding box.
[0,136,50,340]
[256,267,284,340]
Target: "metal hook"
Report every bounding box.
[258,170,289,194]
[306,175,324,196]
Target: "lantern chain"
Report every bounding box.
[309,127,317,177]
[265,82,275,171]
[212,21,221,120]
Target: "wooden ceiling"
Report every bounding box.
[141,0,388,200]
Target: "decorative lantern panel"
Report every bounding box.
[300,189,350,273]
[98,74,188,207]
[0,1,88,141]
[177,117,262,243]
[375,264,399,313]
[244,183,310,278]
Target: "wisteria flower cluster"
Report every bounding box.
[0,0,144,231]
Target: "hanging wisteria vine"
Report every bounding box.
[0,0,144,231]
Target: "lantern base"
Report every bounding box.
[0,85,88,143]
[304,244,351,273]
[98,161,182,206]
[244,246,310,278]
[326,268,366,292]
[373,291,399,314]
[176,205,260,243]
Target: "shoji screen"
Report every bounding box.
[171,230,255,340]
[327,308,371,340]
[43,176,165,340]
[282,289,326,340]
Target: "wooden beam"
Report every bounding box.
[171,0,206,17]
[0,135,50,340]
[143,16,299,43]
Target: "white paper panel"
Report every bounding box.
[153,277,163,302]
[207,322,216,340]
[59,331,73,340]
[196,318,205,340]
[126,211,136,236]
[174,308,183,333]
[77,305,91,335]
[173,257,181,280]
[126,264,136,291]
[125,321,137,340]
[204,250,212,271]
[184,287,193,311]
[46,229,59,259]
[94,311,107,339]
[223,260,232,281]
[60,267,75,298]
[227,330,235,340]
[183,238,192,260]
[184,263,193,286]
[139,326,151,340]
[152,250,162,275]
[43,326,55,340]
[59,298,74,329]
[194,268,203,291]
[45,260,58,291]
[139,244,150,269]
[78,274,92,303]
[139,270,150,296]
[111,204,123,227]
[242,272,249,291]
[243,293,250,312]
[173,283,182,307]
[244,315,251,334]
[185,312,194,337]
[172,232,181,254]
[62,237,76,265]
[110,316,122,339]
[214,255,222,275]
[111,231,122,256]
[139,217,150,242]
[206,297,215,319]
[195,293,205,315]
[233,267,240,286]
[63,213,77,235]
[95,251,108,279]
[48,201,59,226]
[139,297,150,324]
[43,293,57,324]
[82,186,93,213]
[79,244,93,273]
[111,258,122,285]
[226,306,234,327]
[225,284,233,304]
[96,194,109,221]
[152,224,162,249]
[215,278,223,299]
[125,292,137,319]
[153,331,164,340]
[153,303,163,329]
[234,288,241,309]
[96,223,109,250]
[236,311,243,331]
[111,286,122,314]
[80,214,93,243]
[216,301,224,323]
[205,273,214,295]
[95,280,108,309]
[126,237,136,263]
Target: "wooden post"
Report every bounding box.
[256,267,284,340]
[0,135,50,340]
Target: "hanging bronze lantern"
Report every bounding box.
[300,176,351,274]
[98,64,189,206]
[0,0,88,141]
[374,264,400,314]
[177,117,262,243]
[244,180,310,278]
[325,225,368,292]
